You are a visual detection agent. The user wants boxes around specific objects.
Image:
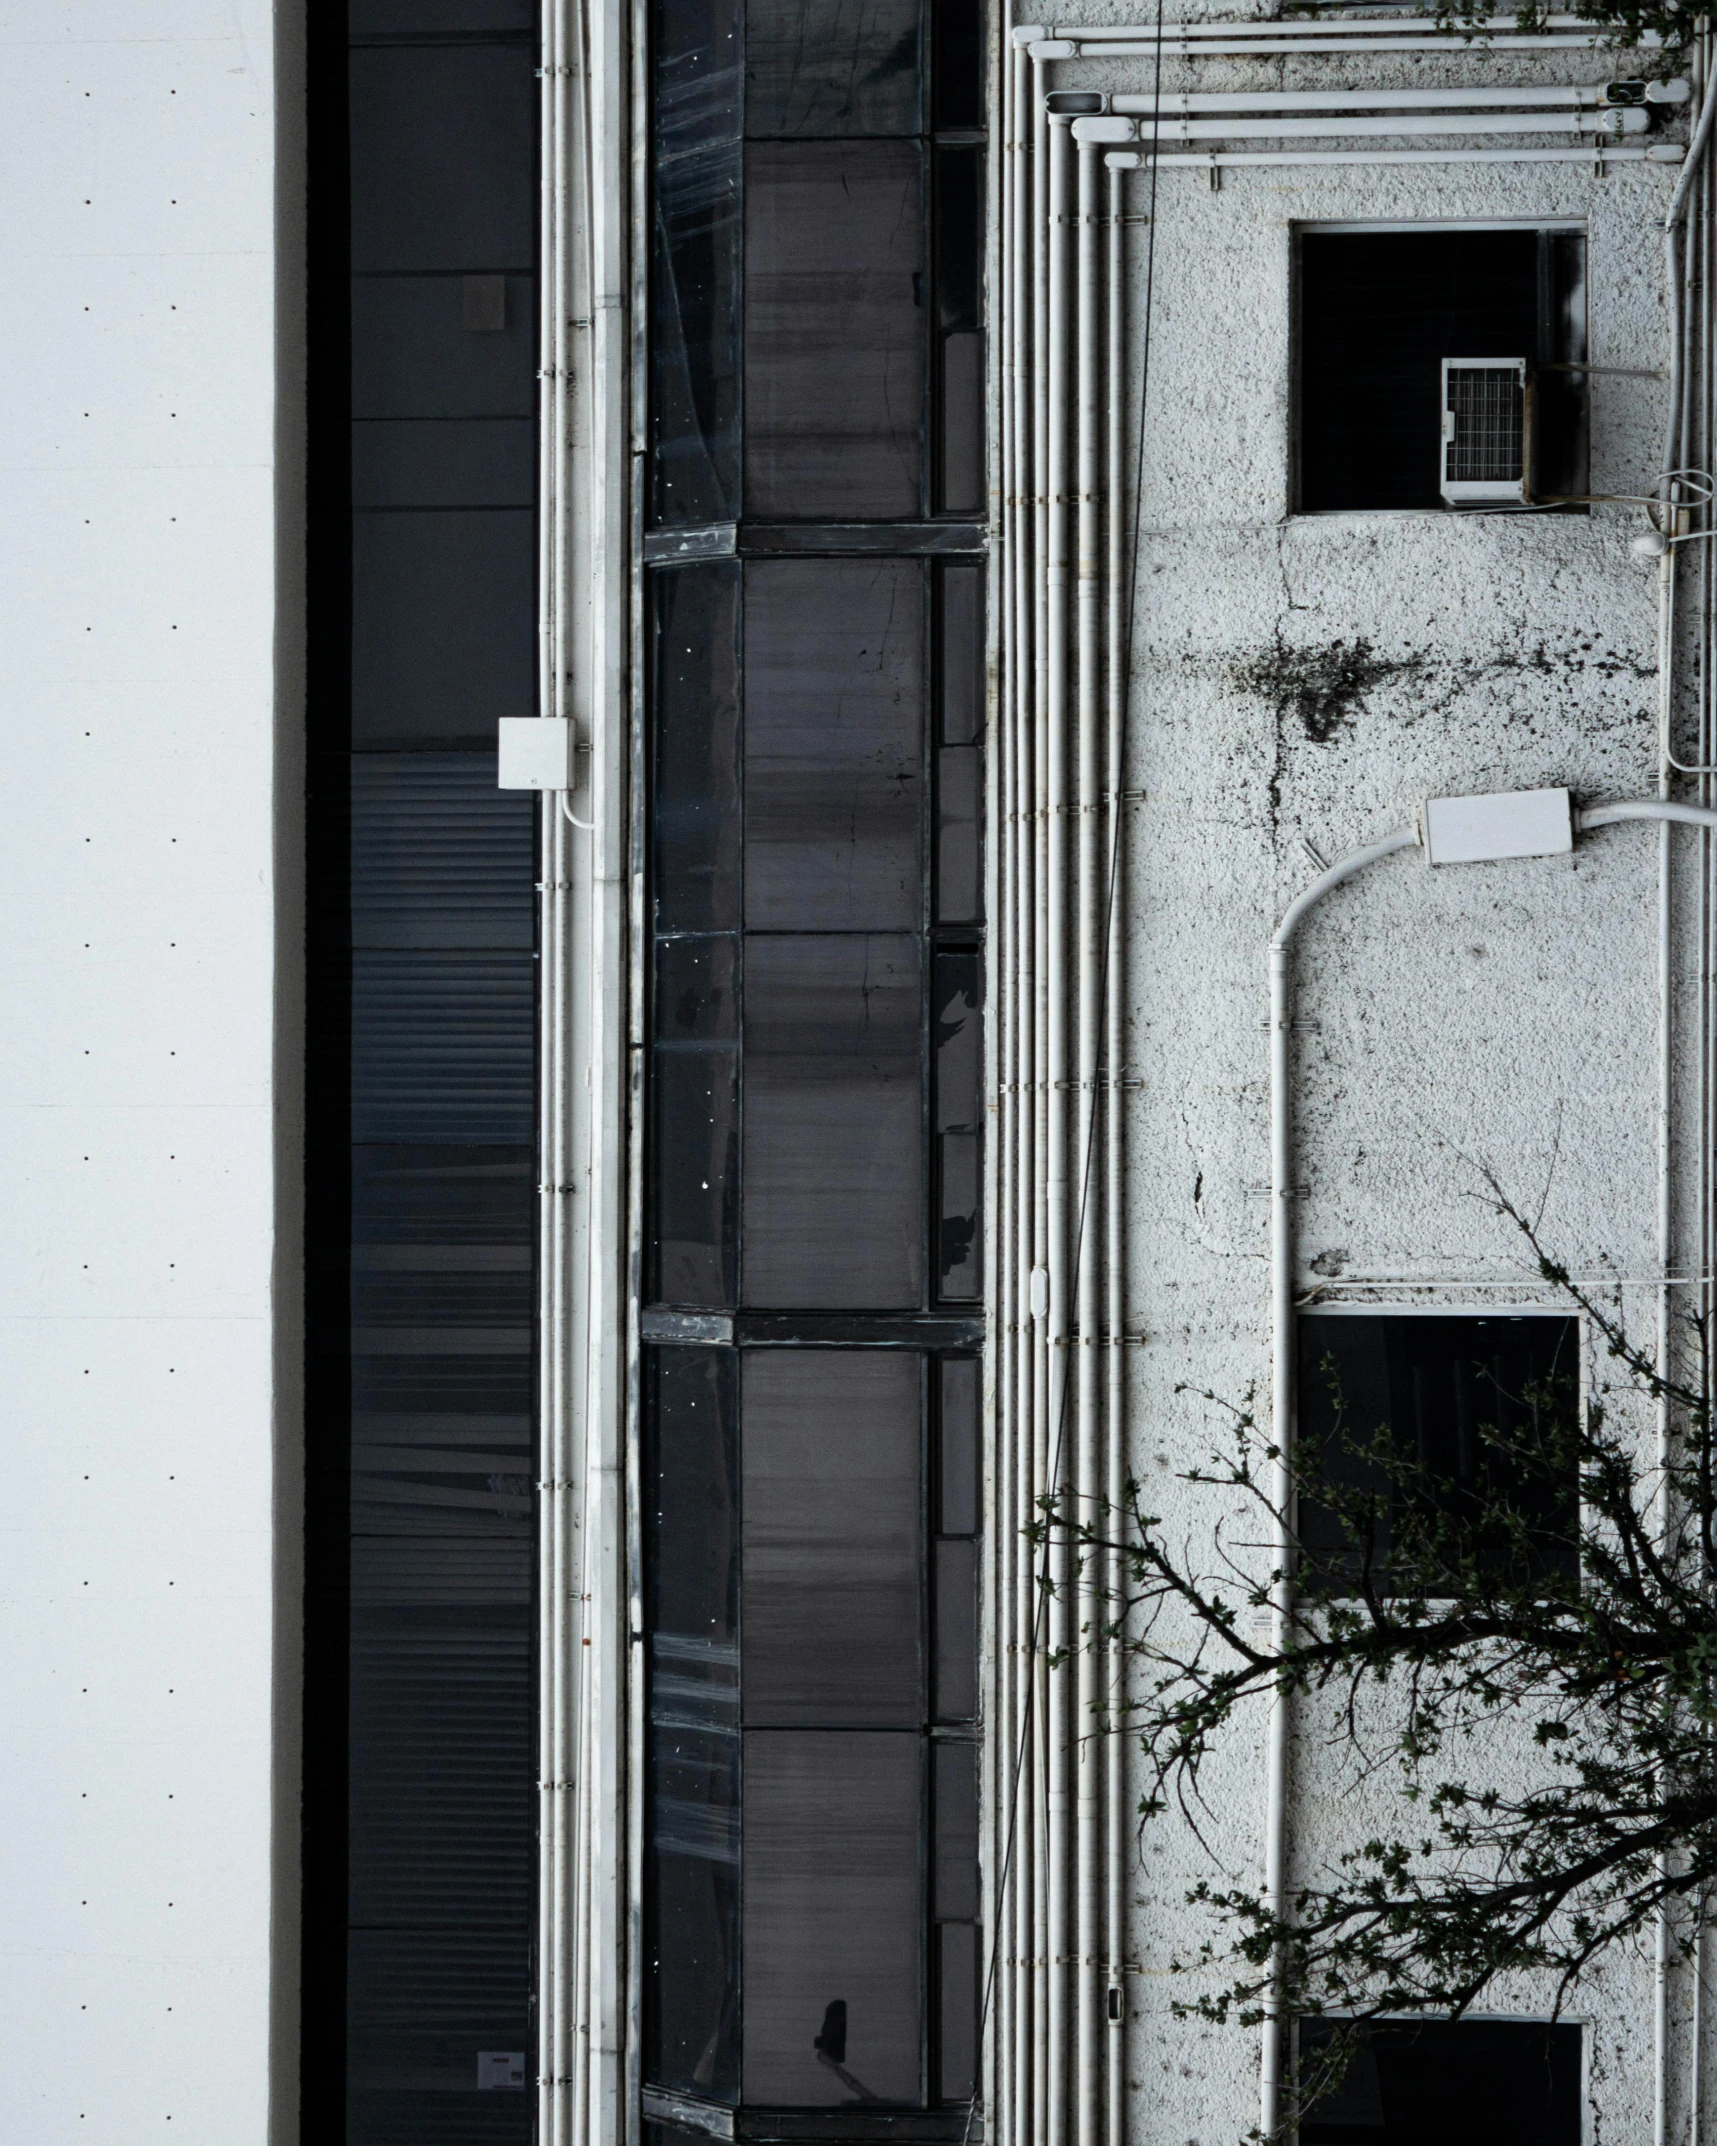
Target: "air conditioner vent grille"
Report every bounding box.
[1440,356,1530,504]
[1446,365,1524,484]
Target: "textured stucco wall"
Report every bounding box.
[1031,16,1699,2140]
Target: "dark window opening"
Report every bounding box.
[1299,2018,1582,2145]
[1296,1313,1580,1594]
[1295,226,1588,513]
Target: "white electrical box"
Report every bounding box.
[1423,786,1572,866]
[497,715,575,791]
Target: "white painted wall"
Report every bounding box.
[1021,22,1700,2143]
[0,5,282,2138]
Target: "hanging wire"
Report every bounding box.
[965,5,1167,2134]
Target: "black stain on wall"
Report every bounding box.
[1238,636,1424,744]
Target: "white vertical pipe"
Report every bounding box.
[996,23,1022,2146]
[1102,154,1127,2146]
[1012,36,1040,2146]
[537,0,573,2137]
[569,9,594,2124]
[1031,65,1053,2146]
[1652,59,1717,2145]
[578,0,630,2129]
[1073,131,1104,2146]
[1044,105,1074,2146]
[1654,89,1694,2146]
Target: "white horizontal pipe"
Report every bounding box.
[1580,798,1717,832]
[1030,12,1617,37]
[1308,1272,1717,1287]
[1104,143,1680,167]
[1047,33,1627,55]
[1078,107,1650,141]
[1109,83,1678,113]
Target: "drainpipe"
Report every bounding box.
[1073,124,1104,2146]
[1044,104,1073,2146]
[1010,32,1041,2146]
[537,0,574,2136]
[1652,66,1717,2144]
[997,19,1020,2144]
[1032,69,1053,2146]
[1103,150,1127,2146]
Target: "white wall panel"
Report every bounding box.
[0,3,280,2139]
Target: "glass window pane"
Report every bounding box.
[936,1133,980,1304]
[648,1346,740,1652]
[932,1537,976,1722]
[744,560,925,932]
[935,951,980,1132]
[653,564,742,933]
[348,45,537,273]
[352,274,538,420]
[352,509,536,746]
[938,562,983,746]
[745,0,923,138]
[741,934,924,1310]
[652,0,743,525]
[935,1921,978,2104]
[646,1346,741,2101]
[932,1742,979,1921]
[934,148,983,515]
[351,952,536,1144]
[347,1623,534,1926]
[938,1357,979,1536]
[935,953,982,1302]
[351,755,536,951]
[744,141,926,518]
[742,1731,924,2105]
[936,745,981,924]
[930,0,982,131]
[347,1921,533,2140]
[349,1145,536,1477]
[651,937,740,1307]
[649,1727,742,2102]
[351,418,536,509]
[1299,2019,1582,2146]
[742,1351,924,1727]
[351,0,534,29]
[1297,1313,1580,1591]
[939,333,983,517]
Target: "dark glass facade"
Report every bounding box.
[307,6,539,2139]
[642,0,987,2131]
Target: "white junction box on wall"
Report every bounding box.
[1423,786,1574,866]
[498,714,576,790]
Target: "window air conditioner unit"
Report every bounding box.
[1440,356,1533,506]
